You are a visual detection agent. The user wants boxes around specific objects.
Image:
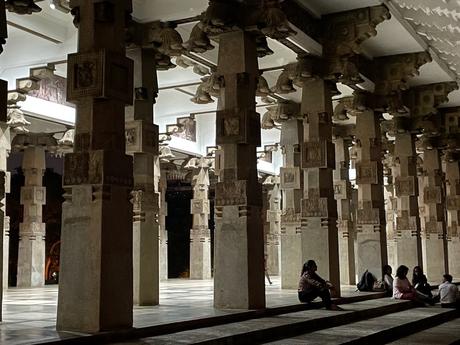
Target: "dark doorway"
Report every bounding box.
[166,184,193,278]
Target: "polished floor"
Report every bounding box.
[0,277,314,345]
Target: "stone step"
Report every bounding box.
[266,306,459,345]
[38,292,387,345]
[109,299,415,345]
[387,317,460,345]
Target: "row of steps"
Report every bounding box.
[39,293,460,345]
[109,299,422,345]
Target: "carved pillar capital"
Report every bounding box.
[321,5,390,84]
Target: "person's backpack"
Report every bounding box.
[357,270,376,292]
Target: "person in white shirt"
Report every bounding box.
[438,274,459,308]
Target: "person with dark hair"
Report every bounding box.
[412,266,432,297]
[438,274,459,308]
[394,265,417,300]
[394,265,434,305]
[298,260,342,310]
[382,264,393,296]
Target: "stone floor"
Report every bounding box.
[4,278,457,345]
[0,277,365,345]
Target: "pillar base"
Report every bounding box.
[339,235,356,285]
[57,182,133,333]
[190,234,211,280]
[266,241,280,276]
[214,204,265,309]
[17,223,45,288]
[356,230,384,279]
[448,239,460,279]
[133,216,159,306]
[422,237,446,282]
[393,235,421,270]
[280,224,301,289]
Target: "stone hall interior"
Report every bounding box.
[0,0,460,344]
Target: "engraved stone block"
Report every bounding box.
[424,187,442,204]
[280,167,300,190]
[64,151,133,187]
[446,196,460,211]
[425,220,442,234]
[357,201,380,225]
[301,140,334,169]
[281,208,301,224]
[395,176,416,197]
[333,180,347,199]
[356,161,378,185]
[215,180,247,206]
[67,50,134,104]
[266,210,281,223]
[125,121,159,155]
[20,186,46,205]
[216,109,261,146]
[191,199,210,215]
[5,171,10,194]
[301,197,328,217]
[396,215,417,231]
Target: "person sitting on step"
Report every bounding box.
[298,260,343,311]
[382,264,394,296]
[393,265,434,305]
[437,274,459,308]
[412,266,433,298]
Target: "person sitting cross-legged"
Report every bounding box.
[438,274,459,308]
[298,260,343,311]
[393,265,434,305]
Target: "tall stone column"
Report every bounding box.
[445,157,460,279]
[265,176,281,276]
[57,0,134,332]
[421,147,447,281]
[190,159,211,280]
[279,118,303,289]
[354,97,387,278]
[0,111,9,290]
[158,165,168,280]
[333,135,355,285]
[17,145,46,287]
[300,79,340,295]
[1,0,8,305]
[126,47,159,306]
[384,156,397,270]
[391,132,422,269]
[213,30,264,309]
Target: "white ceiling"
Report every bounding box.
[0,0,459,133]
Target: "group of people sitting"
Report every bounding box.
[385,264,459,308]
[297,260,459,310]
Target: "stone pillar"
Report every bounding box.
[158,166,168,280]
[57,0,134,332]
[391,132,422,269]
[421,148,447,281]
[279,119,303,289]
[300,79,340,295]
[445,158,460,279]
[190,160,211,280]
[266,177,281,276]
[213,30,264,309]
[0,116,10,290]
[384,159,397,270]
[126,47,160,306]
[333,136,355,285]
[17,146,46,287]
[355,105,387,278]
[1,0,7,307]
